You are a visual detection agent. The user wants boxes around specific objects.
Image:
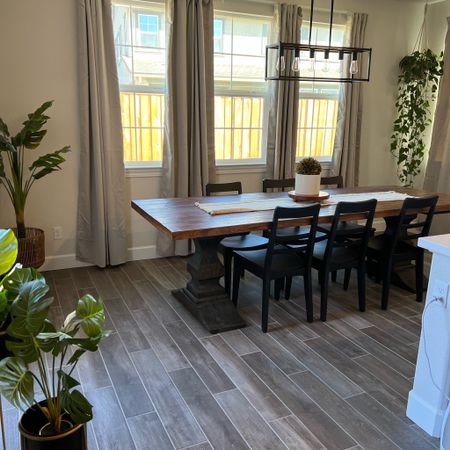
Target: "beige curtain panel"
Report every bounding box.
[424,17,450,234]
[158,0,215,256]
[331,12,368,187]
[77,0,128,267]
[267,4,302,180]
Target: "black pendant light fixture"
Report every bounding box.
[265,0,372,83]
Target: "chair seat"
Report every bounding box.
[367,234,418,260]
[318,221,374,237]
[272,226,327,242]
[235,247,306,277]
[219,233,268,251]
[312,240,360,267]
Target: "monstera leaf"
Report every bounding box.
[60,389,93,425]
[2,268,45,295]
[30,146,70,180]
[63,295,105,338]
[0,357,34,410]
[7,279,53,339]
[11,101,52,149]
[0,229,18,277]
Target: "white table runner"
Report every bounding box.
[195,191,412,215]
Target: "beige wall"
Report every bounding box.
[0,0,425,269]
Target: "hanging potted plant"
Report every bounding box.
[390,45,443,186]
[0,101,70,268]
[295,157,322,196]
[0,267,110,450]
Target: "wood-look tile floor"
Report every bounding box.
[2,258,440,450]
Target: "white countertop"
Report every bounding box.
[418,234,450,257]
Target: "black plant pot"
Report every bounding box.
[19,400,87,450]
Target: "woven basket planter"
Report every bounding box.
[13,228,45,269]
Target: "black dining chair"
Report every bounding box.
[205,182,268,296]
[232,204,321,333]
[262,178,295,192]
[310,199,377,321]
[367,195,438,310]
[320,175,343,188]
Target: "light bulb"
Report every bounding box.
[292,56,300,72]
[276,55,286,72]
[323,60,329,72]
[323,50,330,72]
[308,48,315,72]
[350,59,359,75]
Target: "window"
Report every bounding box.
[112,2,165,166]
[214,13,270,165]
[296,22,346,162]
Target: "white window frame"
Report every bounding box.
[113,0,165,170]
[213,12,271,167]
[137,13,159,48]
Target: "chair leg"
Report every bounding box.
[223,249,232,297]
[231,257,242,307]
[304,271,313,323]
[320,271,329,322]
[357,264,366,312]
[415,252,424,303]
[285,276,292,300]
[381,261,393,310]
[331,271,337,282]
[261,279,270,333]
[343,268,351,291]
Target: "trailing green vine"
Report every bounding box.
[390,49,443,186]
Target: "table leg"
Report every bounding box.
[172,236,246,334]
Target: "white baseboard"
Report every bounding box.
[40,245,158,271]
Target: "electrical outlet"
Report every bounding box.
[431,279,449,307]
[53,226,63,240]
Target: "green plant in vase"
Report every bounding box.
[0,267,110,448]
[391,49,443,186]
[0,101,70,242]
[295,157,322,196]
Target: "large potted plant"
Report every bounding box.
[295,157,322,196]
[390,49,443,186]
[0,267,109,450]
[0,101,70,268]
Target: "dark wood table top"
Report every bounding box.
[132,186,450,240]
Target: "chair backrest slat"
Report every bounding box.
[205,182,242,196]
[262,178,295,192]
[320,175,343,188]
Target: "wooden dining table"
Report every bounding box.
[132,185,450,334]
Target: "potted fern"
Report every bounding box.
[0,101,70,268]
[0,267,109,449]
[295,157,322,196]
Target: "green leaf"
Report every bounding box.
[1,267,45,295]
[57,369,80,390]
[0,229,18,277]
[6,335,40,363]
[7,279,53,338]
[0,118,10,137]
[60,389,93,425]
[30,146,70,180]
[64,295,105,338]
[0,357,34,410]
[0,135,15,153]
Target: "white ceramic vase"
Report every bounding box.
[294,174,321,196]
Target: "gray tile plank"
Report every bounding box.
[108,269,147,310]
[219,329,259,355]
[3,407,20,450]
[202,335,290,421]
[242,325,307,375]
[328,319,416,378]
[165,320,235,394]
[131,349,206,448]
[270,328,363,398]
[88,267,121,300]
[170,368,249,449]
[290,371,399,450]
[215,388,287,449]
[183,443,213,450]
[270,415,327,450]
[127,412,174,450]
[134,279,181,323]
[353,353,413,399]
[77,349,111,391]
[347,393,437,450]
[270,303,320,340]
[54,276,80,316]
[360,326,419,364]
[105,297,150,352]
[304,337,411,422]
[100,333,154,417]
[121,261,148,281]
[70,267,94,289]
[131,307,190,371]
[242,352,356,450]
[89,387,136,450]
